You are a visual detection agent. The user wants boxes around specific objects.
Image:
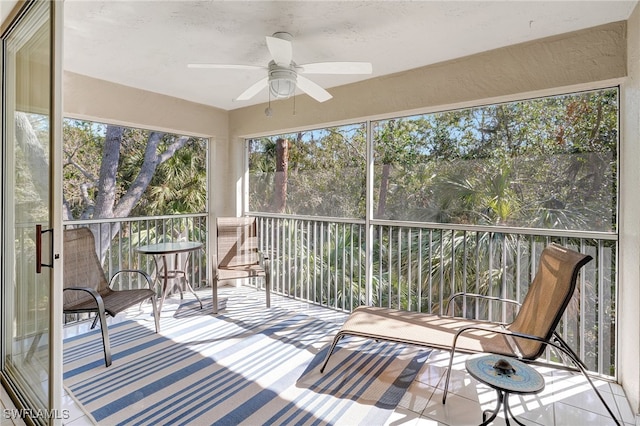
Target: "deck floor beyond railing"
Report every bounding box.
[37,287,637,425]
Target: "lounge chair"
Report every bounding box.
[320,243,620,425]
[211,217,271,314]
[63,228,160,367]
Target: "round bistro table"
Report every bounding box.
[136,241,204,313]
[465,354,545,425]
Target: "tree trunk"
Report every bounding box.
[94,125,123,217]
[273,138,288,213]
[90,126,190,261]
[377,163,390,218]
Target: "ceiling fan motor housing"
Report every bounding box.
[268,61,297,99]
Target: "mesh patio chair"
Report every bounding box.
[211,217,271,314]
[63,228,160,367]
[320,243,620,425]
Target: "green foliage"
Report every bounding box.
[132,137,207,216]
[249,89,617,232]
[63,119,104,218]
[63,119,207,219]
[249,125,367,218]
[374,89,617,231]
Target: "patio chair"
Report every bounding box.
[211,217,271,314]
[320,243,620,425]
[63,228,160,367]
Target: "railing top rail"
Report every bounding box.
[250,213,618,241]
[64,213,208,226]
[249,212,366,225]
[370,219,618,240]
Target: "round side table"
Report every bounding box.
[465,354,545,425]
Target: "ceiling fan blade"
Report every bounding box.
[299,61,372,75]
[188,63,263,70]
[235,77,269,101]
[266,35,293,66]
[296,75,332,102]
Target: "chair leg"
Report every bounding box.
[151,295,160,333]
[212,276,219,315]
[442,348,456,404]
[320,333,345,373]
[547,338,621,425]
[97,309,112,367]
[265,274,271,309]
[443,329,467,404]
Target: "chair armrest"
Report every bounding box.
[443,323,555,404]
[63,287,106,313]
[451,323,546,359]
[445,292,521,317]
[110,269,155,291]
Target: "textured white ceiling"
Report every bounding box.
[63,0,638,111]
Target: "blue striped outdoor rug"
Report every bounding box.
[64,298,430,425]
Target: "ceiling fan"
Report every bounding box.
[188,32,373,103]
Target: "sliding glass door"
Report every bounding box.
[1,1,63,424]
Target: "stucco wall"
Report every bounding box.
[63,71,230,218]
[64,71,228,137]
[619,2,640,417]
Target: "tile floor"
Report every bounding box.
[1,286,637,425]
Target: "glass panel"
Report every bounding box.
[2,0,52,415]
[248,124,367,218]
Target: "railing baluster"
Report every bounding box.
[417,229,423,313]
[334,223,338,310]
[438,230,444,315]
[305,220,310,301]
[407,228,412,311]
[597,239,605,375]
[449,229,455,309]
[377,225,382,307]
[341,223,346,311]
[488,233,494,321]
[428,229,433,313]
[397,227,402,310]
[474,232,480,319]
[501,236,507,324]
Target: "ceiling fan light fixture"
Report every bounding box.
[268,63,297,99]
[269,78,296,99]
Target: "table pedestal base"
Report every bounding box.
[159,275,203,313]
[481,389,527,426]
